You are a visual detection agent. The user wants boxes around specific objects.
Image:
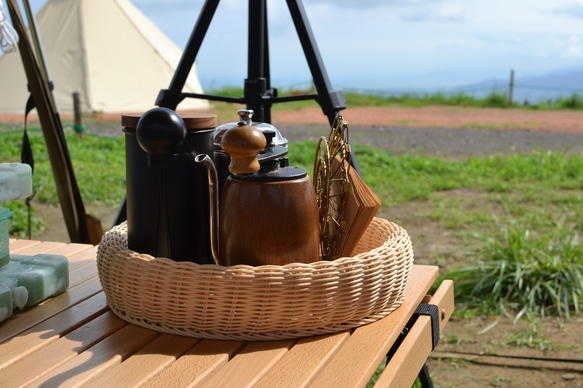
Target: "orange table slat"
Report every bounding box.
[1,240,453,388]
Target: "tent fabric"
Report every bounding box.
[0,0,208,114]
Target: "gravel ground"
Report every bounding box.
[76,122,583,159]
[279,124,583,158]
[6,105,583,158]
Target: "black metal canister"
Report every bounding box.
[122,108,217,264]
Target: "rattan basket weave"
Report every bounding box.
[96,217,414,341]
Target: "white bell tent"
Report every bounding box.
[0,0,208,114]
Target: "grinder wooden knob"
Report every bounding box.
[220,122,266,174]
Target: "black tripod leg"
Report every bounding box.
[157,0,220,109]
[285,0,346,126]
[284,0,361,176]
[418,364,434,388]
[245,0,268,122]
[262,0,274,124]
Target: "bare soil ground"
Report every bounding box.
[4,105,583,387]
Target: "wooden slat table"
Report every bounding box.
[1,240,454,388]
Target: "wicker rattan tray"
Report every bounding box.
[96,217,414,341]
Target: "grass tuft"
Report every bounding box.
[448,215,583,319]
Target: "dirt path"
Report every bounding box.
[272,105,583,133]
[8,104,583,132]
[275,105,583,158]
[15,105,583,158]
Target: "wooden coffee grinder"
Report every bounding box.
[197,117,320,267]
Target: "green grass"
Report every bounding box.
[291,142,583,204]
[2,201,46,238]
[499,322,553,352]
[345,89,513,109]
[290,141,583,318]
[555,92,583,110]
[208,86,583,111]
[1,126,582,319]
[1,129,126,236]
[0,129,126,207]
[451,215,583,319]
[366,360,485,387]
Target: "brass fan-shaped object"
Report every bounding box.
[313,116,352,260]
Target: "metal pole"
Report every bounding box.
[7,0,99,243]
[156,0,220,109]
[509,69,514,107]
[286,0,346,125]
[22,0,58,111]
[245,0,267,122]
[262,0,273,123]
[73,92,84,140]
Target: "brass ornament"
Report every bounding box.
[313,116,352,260]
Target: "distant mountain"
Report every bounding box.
[348,67,583,104]
[453,67,583,104]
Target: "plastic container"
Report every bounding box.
[0,253,69,323]
[0,163,33,202]
[0,207,11,268]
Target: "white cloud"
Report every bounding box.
[566,35,583,57]
[552,1,583,18]
[21,0,583,90]
[401,4,465,22]
[305,0,433,9]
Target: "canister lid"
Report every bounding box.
[213,109,288,149]
[180,113,218,130]
[0,207,12,221]
[122,112,217,132]
[230,166,307,182]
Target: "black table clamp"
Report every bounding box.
[385,303,441,388]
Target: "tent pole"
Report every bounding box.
[7,0,102,244]
[21,0,57,108]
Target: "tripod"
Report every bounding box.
[155,0,346,126]
[113,0,354,227]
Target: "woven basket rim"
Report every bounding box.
[115,247,394,269]
[96,217,414,340]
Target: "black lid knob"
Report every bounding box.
[262,129,276,147]
[136,107,187,156]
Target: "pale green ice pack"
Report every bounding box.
[0,163,33,202]
[0,254,69,323]
[0,207,11,268]
[1,162,33,270]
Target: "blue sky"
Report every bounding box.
[23,0,583,91]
